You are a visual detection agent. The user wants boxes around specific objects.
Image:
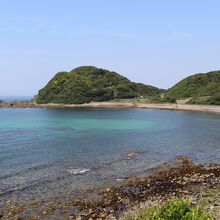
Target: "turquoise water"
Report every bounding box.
[0,108,220,203]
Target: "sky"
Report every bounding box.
[0,0,220,96]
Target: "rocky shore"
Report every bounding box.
[0,100,38,108]
[1,156,220,219]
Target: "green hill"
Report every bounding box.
[165,70,220,104]
[37,66,163,104]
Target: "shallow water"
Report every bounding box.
[0,108,220,203]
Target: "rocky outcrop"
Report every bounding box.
[2,157,220,219]
[0,100,38,108]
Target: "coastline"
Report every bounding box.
[2,156,220,219]
[1,101,220,114]
[39,102,220,114]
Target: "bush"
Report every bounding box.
[211,93,220,105]
[124,199,213,220]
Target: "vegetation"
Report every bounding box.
[37,66,163,104]
[165,70,220,105]
[134,83,165,97]
[124,199,213,220]
[37,67,220,105]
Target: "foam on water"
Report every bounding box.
[67,168,90,175]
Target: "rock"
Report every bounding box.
[106,214,117,220]
[42,210,48,216]
[28,216,40,220]
[68,213,76,219]
[98,213,107,218]
[88,209,94,215]
[127,152,139,158]
[183,177,189,182]
[0,208,3,218]
[13,215,22,220]
[80,214,89,220]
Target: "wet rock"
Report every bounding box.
[126,152,139,158]
[4,156,220,219]
[106,188,111,192]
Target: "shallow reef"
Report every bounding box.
[1,156,220,219]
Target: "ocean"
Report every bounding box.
[0,108,220,204]
[0,96,33,102]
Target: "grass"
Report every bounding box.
[123,199,213,220]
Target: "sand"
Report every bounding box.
[37,102,220,114]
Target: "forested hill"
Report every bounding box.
[165,70,220,105]
[37,66,163,104]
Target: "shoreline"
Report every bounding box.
[2,156,220,219]
[1,101,220,114]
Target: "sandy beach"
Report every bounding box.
[1,100,220,114]
[35,102,220,114]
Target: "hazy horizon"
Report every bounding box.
[1,0,220,96]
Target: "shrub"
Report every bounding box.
[124,199,213,220]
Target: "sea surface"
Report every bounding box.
[0,108,220,203]
[0,96,33,102]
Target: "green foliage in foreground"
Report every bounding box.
[37,66,163,104]
[165,70,220,105]
[124,199,213,220]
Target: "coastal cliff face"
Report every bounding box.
[37,66,163,104]
[165,70,220,105]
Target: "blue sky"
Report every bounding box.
[0,0,220,96]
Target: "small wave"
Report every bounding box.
[67,168,90,175]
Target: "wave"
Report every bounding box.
[67,168,90,175]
